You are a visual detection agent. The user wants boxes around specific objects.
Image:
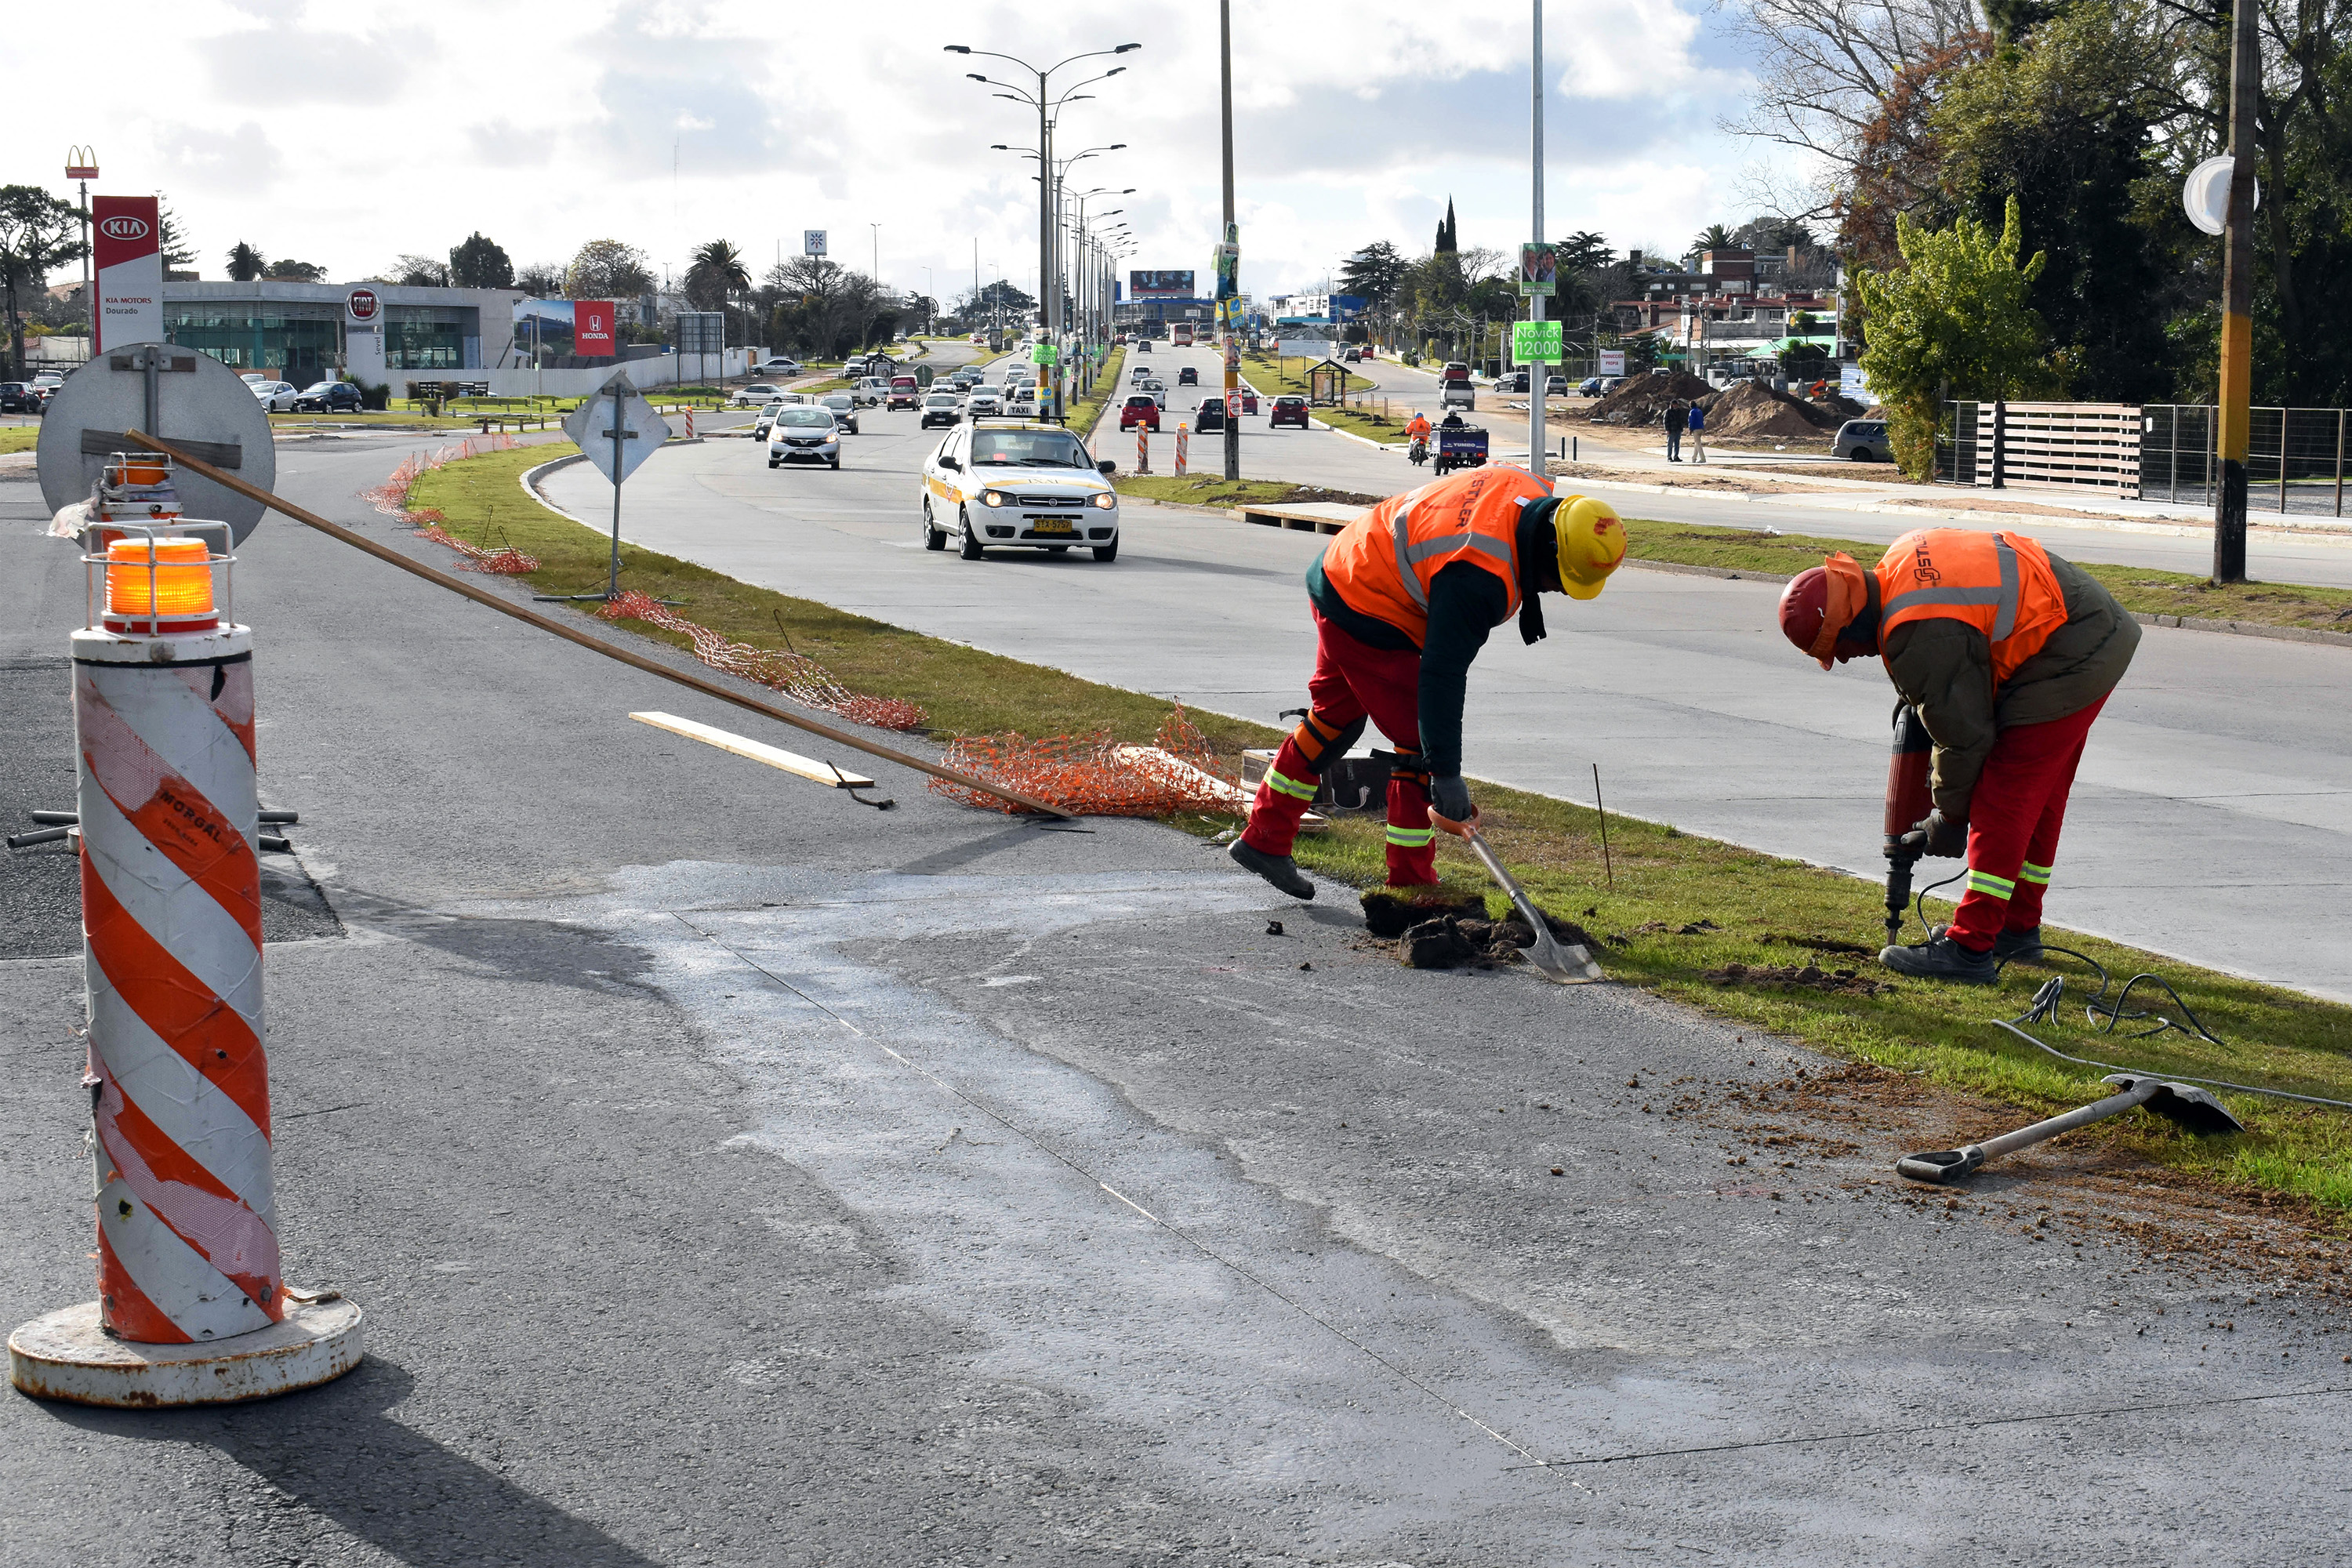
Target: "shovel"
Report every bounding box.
[1895,1073,2242,1184]
[1465,829,1605,985]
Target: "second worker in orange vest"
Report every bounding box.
[1231,466,1627,897]
[1779,526,2140,982]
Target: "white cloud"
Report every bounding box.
[9,1,1799,298]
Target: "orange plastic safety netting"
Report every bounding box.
[597,589,928,733]
[930,705,1243,818]
[368,435,539,573]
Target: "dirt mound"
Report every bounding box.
[1362,889,1485,938]
[1812,392,1867,420]
[1706,960,1891,996]
[1706,380,1844,441]
[1400,915,1532,970]
[1587,370,1710,427]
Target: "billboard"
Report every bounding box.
[1129,269,1196,299]
[575,300,617,357]
[804,230,828,256]
[92,195,162,352]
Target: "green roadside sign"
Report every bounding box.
[1033,344,1059,365]
[1511,319,1564,364]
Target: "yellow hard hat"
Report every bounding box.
[1552,494,1626,600]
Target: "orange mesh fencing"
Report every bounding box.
[597,590,928,733]
[369,435,538,573]
[931,705,1243,818]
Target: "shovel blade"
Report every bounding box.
[1526,931,1606,985]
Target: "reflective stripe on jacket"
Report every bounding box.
[1316,466,1550,644]
[1874,528,2069,688]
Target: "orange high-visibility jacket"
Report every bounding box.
[1873,528,2069,687]
[1403,414,1432,437]
[1319,466,1552,644]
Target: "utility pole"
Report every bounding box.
[1219,0,1240,481]
[1527,2,1547,481]
[2212,0,2259,583]
[64,146,97,361]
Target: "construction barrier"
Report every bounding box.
[1175,423,1189,477]
[931,705,1243,818]
[1137,427,1150,475]
[598,590,927,733]
[684,409,696,441]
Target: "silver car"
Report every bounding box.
[249,379,300,412]
[752,399,789,440]
[1834,419,1890,462]
[768,406,843,470]
[818,392,862,434]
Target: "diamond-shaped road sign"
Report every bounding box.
[1511,319,1565,364]
[563,374,673,486]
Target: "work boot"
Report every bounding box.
[1931,924,2045,963]
[1879,930,1998,985]
[1229,838,1315,900]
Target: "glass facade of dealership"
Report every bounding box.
[160,282,514,376]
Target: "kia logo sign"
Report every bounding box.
[346,289,381,322]
[98,216,151,241]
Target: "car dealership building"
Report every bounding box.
[161,280,524,379]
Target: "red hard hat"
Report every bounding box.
[1779,567,1831,662]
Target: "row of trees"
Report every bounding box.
[1726,0,2352,424]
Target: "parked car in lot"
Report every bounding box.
[292,380,364,413]
[768,407,843,470]
[0,382,38,413]
[1176,366,1198,386]
[1833,419,1890,462]
[754,356,804,376]
[920,392,964,430]
[818,392,862,434]
[1269,394,1310,429]
[730,383,782,408]
[1576,376,1605,397]
[1119,394,1163,432]
[920,420,1121,562]
[249,379,300,412]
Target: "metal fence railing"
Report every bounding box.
[1940,401,2347,517]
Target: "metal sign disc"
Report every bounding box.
[2182,155,2260,238]
[35,343,278,543]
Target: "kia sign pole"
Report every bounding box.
[90,197,162,355]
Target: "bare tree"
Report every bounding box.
[1714,0,1987,181]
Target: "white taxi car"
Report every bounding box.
[920,419,1120,562]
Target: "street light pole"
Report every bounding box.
[1527,1,1548,481]
[2212,0,2259,583]
[1219,0,1240,481]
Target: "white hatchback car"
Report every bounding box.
[768,406,843,470]
[920,421,1120,562]
[248,379,300,412]
[966,387,1004,417]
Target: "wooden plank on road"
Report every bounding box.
[630,711,877,789]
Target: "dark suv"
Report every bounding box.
[292,380,364,413]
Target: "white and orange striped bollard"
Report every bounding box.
[1137,426,1150,475]
[1174,423,1189,477]
[7,524,363,1407]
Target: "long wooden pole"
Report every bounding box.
[122,429,1077,820]
[2212,0,2259,583]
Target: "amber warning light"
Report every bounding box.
[104,537,217,632]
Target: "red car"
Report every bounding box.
[1119,394,1162,432]
[1269,394,1309,429]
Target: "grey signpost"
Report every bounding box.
[548,373,672,603]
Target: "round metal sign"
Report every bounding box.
[2182,155,2260,238]
[346,288,381,324]
[35,343,278,543]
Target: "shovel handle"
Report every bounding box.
[1466,830,1604,983]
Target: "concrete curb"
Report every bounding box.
[521,452,592,521]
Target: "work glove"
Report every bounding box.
[1903,809,1968,858]
[1428,775,1478,837]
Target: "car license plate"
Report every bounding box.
[1030,519,1076,535]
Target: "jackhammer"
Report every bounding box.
[1881,701,1934,947]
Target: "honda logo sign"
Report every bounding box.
[97,215,151,241]
[346,288,381,325]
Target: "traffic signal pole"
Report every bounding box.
[2212,0,2258,583]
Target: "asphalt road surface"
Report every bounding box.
[6,429,2350,1563]
[546,410,2352,1002]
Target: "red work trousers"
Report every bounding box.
[1947,695,2107,952]
[1240,607,1439,887]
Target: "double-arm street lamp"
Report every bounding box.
[948,41,1138,423]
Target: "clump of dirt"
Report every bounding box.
[1704,379,1845,441]
[1399,915,1533,970]
[1585,370,1711,427]
[1361,889,1485,938]
[1762,932,1878,957]
[1632,917,1722,936]
[1813,392,1868,419]
[1707,960,1891,996]
[1284,485,1383,507]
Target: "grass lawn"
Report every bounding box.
[1619,518,2352,633]
[1114,475,1379,510]
[0,427,38,455]
[404,442,2352,1222]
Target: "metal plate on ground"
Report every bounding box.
[35,343,277,543]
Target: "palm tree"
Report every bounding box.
[1690,223,1737,259]
[226,241,267,281]
[688,239,752,347]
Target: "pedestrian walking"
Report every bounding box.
[1662,401,1682,462]
[1687,400,1707,464]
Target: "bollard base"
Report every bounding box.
[9,1294,363,1407]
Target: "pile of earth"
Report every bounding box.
[1359,890,1606,971]
[1585,370,1711,427]
[1704,379,1847,441]
[1705,960,1890,996]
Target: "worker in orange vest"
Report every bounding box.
[1778,527,2140,982]
[1403,411,1432,443]
[1231,467,1627,897]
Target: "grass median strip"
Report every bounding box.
[410,443,2352,1222]
[1113,475,1381,510]
[1620,518,2352,632]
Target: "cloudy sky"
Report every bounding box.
[15,0,1803,304]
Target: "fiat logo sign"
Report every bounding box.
[98,215,151,241]
[346,289,381,322]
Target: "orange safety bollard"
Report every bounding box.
[1137,426,1150,475]
[6,524,363,1407]
[1175,423,1189,477]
